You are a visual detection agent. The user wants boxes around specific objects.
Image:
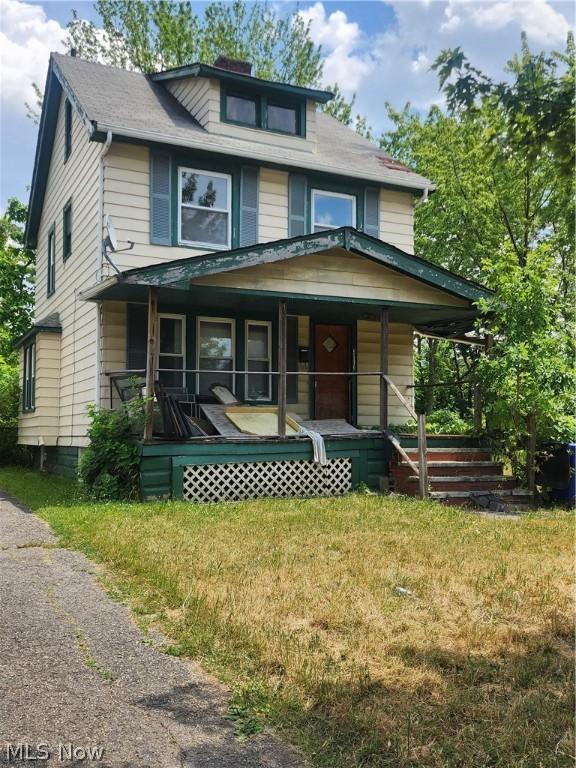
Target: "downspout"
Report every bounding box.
[94,130,113,409]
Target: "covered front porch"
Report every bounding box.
[84,228,490,501]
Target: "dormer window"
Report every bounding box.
[222,88,305,137]
[267,103,297,134]
[225,93,258,126]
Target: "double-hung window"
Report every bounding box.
[311,190,356,232]
[157,315,186,388]
[179,168,231,249]
[246,321,272,401]
[197,318,235,396]
[47,225,56,295]
[64,99,72,160]
[62,201,72,260]
[23,342,35,411]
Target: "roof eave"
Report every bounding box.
[92,122,433,194]
[149,63,334,103]
[83,228,492,305]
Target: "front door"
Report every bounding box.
[314,324,350,420]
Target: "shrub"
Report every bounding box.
[78,402,142,501]
[388,409,473,435]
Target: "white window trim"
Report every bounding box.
[245,320,272,401]
[196,316,236,394]
[157,314,186,388]
[178,167,232,250]
[311,189,357,231]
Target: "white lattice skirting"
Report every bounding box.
[182,458,353,503]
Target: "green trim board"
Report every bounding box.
[149,63,334,104]
[14,323,62,350]
[139,435,388,500]
[114,227,492,303]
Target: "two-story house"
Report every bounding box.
[17,52,498,503]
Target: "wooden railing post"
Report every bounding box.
[143,287,158,442]
[417,413,428,499]
[277,299,287,437]
[379,307,389,431]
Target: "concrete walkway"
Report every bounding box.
[0,492,305,768]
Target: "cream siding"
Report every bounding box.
[357,321,414,427]
[379,190,414,253]
[18,332,61,445]
[99,301,128,409]
[23,94,102,448]
[192,250,468,307]
[102,143,210,273]
[290,315,310,419]
[165,77,219,129]
[258,168,289,243]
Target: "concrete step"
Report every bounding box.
[394,460,504,477]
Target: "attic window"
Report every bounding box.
[267,103,297,134]
[222,88,305,137]
[225,93,258,126]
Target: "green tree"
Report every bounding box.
[0,199,35,360]
[381,35,575,450]
[59,0,371,135]
[67,0,323,84]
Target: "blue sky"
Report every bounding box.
[1,0,574,210]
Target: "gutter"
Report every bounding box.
[94,130,113,408]
[93,122,433,194]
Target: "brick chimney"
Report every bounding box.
[213,55,252,76]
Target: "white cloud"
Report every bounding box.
[299,2,374,92]
[0,0,66,115]
[348,0,574,136]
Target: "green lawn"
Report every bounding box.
[0,466,573,768]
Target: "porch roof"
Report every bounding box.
[81,228,491,333]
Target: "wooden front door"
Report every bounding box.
[314,324,350,420]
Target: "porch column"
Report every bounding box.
[277,299,287,437]
[379,307,389,431]
[143,286,158,442]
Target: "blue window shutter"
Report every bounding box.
[150,152,172,245]
[364,188,380,238]
[288,174,307,237]
[239,166,259,247]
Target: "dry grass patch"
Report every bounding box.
[0,468,573,767]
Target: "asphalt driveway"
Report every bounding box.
[0,491,304,768]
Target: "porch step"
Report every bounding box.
[402,448,493,463]
[406,475,516,493]
[396,460,504,477]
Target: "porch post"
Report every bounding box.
[143,286,158,442]
[379,307,389,431]
[277,299,287,437]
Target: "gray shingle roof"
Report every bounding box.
[53,53,432,192]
